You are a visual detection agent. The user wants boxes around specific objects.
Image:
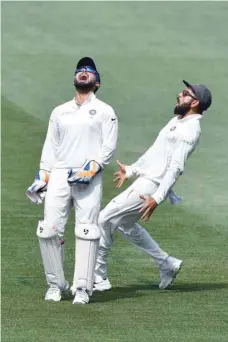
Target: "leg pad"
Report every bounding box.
[74,224,101,295]
[37,220,66,290]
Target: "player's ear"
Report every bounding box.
[191,99,200,109]
[94,82,100,94]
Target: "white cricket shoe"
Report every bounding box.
[159,257,183,289]
[45,281,69,302]
[93,277,112,292]
[72,289,89,305]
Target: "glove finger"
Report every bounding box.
[28,181,46,193]
[26,190,40,204]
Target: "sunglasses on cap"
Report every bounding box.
[74,66,97,76]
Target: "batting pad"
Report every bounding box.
[37,220,66,290]
[73,224,101,295]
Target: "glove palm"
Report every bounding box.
[68,160,100,185]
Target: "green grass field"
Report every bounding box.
[2,2,228,342]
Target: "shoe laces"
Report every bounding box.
[76,288,88,297]
[47,286,60,295]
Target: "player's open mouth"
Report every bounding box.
[79,75,88,81]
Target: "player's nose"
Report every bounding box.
[80,68,88,74]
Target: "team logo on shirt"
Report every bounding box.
[89,109,97,115]
[170,126,176,131]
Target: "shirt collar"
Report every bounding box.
[71,93,96,109]
[177,113,203,122]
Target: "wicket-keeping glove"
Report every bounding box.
[26,170,50,204]
[68,160,101,185]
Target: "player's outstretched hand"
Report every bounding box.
[139,195,158,222]
[113,160,127,188]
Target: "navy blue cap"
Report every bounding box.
[183,80,212,111]
[77,57,97,71]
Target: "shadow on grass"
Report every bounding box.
[92,282,228,303]
[165,282,228,292]
[91,284,156,303]
[61,282,228,303]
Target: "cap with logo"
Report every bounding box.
[183,80,212,112]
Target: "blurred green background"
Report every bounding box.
[2,2,228,341]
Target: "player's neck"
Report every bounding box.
[178,109,199,119]
[75,91,93,105]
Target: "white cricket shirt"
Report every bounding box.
[40,93,118,171]
[126,114,202,204]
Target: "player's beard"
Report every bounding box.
[174,102,191,116]
[74,78,96,93]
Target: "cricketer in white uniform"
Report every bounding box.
[26,57,118,304]
[93,80,212,292]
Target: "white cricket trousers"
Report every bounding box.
[95,177,169,279]
[44,169,102,236]
[41,168,102,289]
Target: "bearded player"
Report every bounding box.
[26,57,118,304]
[93,80,212,292]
